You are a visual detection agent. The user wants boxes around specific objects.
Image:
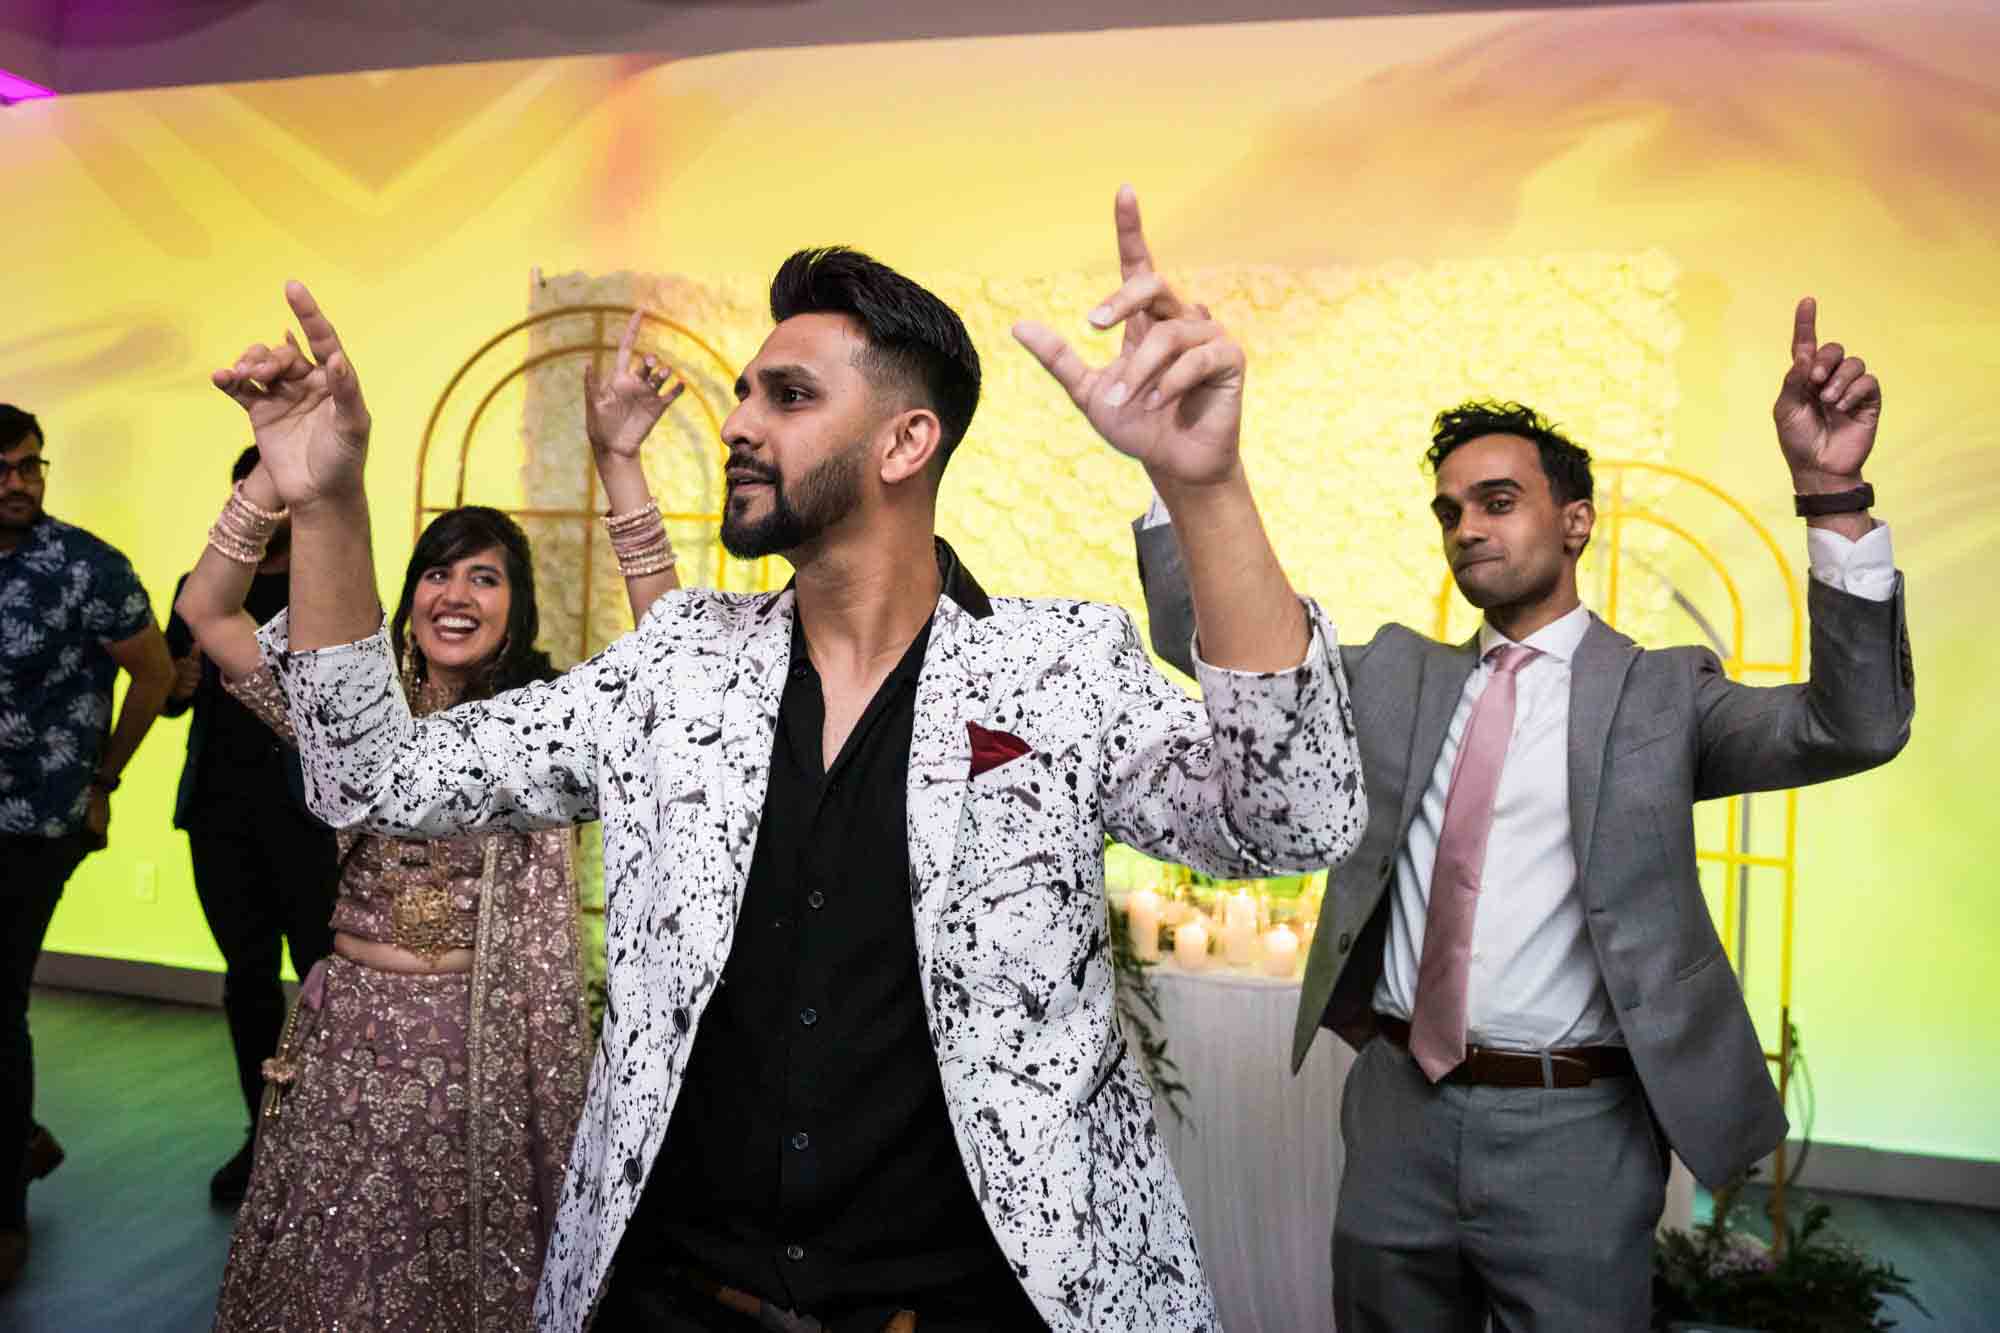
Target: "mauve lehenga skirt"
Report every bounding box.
[214,954,478,1332]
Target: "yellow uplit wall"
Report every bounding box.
[10,2,1996,1164]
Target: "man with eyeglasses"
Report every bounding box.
[0,403,175,1289]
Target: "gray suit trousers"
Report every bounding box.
[1335,1038,1667,1333]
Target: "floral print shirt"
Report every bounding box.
[0,515,153,836]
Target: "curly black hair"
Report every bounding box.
[1426,401,1593,505]
[390,506,557,701]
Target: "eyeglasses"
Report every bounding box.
[0,457,47,484]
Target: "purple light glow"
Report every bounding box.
[0,69,55,104]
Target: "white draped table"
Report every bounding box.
[1145,966,1350,1332]
[1141,963,1695,1332]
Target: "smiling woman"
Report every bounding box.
[166,288,692,1323]
[165,489,594,1329]
[389,506,554,704]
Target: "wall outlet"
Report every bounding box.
[133,861,157,903]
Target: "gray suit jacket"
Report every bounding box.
[1134,519,1914,1187]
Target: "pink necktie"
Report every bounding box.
[1409,643,1539,1082]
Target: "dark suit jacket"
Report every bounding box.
[1134,518,1913,1187]
[162,571,313,830]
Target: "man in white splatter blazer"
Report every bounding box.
[212,190,1364,1332]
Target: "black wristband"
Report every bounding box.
[88,773,120,794]
[1794,483,1874,518]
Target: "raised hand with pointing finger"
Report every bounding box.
[584,311,686,460]
[211,281,371,513]
[212,283,379,650]
[1775,296,1881,491]
[1013,187,1246,493]
[1017,186,1308,674]
[584,311,686,621]
[1774,297,1880,543]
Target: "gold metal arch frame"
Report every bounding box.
[414,303,781,664]
[1434,460,1807,1245]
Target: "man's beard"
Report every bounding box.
[719,439,867,559]
[0,495,40,534]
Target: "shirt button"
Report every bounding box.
[807,891,826,910]
[773,916,790,930]
[1377,855,1393,877]
[785,1243,806,1262]
[799,1007,818,1028]
[623,1157,643,1186]
[790,1131,810,1151]
[1337,932,1352,953]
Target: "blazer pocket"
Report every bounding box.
[967,721,1033,779]
[968,751,1036,786]
[966,747,1052,799]
[1675,946,1724,982]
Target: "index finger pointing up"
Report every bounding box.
[1791,297,1818,363]
[1116,185,1155,281]
[284,280,347,368]
[616,310,643,373]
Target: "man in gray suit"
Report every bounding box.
[1135,298,1912,1330]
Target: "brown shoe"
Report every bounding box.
[0,1225,26,1290]
[21,1125,63,1183]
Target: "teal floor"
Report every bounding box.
[7,986,1996,1331]
[9,988,240,1332]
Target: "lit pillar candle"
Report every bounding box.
[1173,918,1210,970]
[1260,924,1301,977]
[1125,888,1162,962]
[1222,889,1259,967]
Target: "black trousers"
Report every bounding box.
[185,798,339,1123]
[2,831,88,1227]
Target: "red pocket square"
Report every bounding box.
[967,722,1032,778]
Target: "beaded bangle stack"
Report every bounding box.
[208,481,287,566]
[604,499,678,578]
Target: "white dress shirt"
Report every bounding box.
[1142,495,1896,1051]
[1371,602,1617,1046]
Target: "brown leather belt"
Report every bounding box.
[1377,1015,1634,1089]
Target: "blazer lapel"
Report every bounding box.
[1398,636,1480,841]
[907,595,981,956]
[1566,615,1639,880]
[717,591,794,891]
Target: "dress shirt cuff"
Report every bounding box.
[1139,492,1172,529]
[1805,522,1896,603]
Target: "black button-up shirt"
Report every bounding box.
[621,547,1043,1329]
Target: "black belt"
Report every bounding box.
[1377,1015,1634,1088]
